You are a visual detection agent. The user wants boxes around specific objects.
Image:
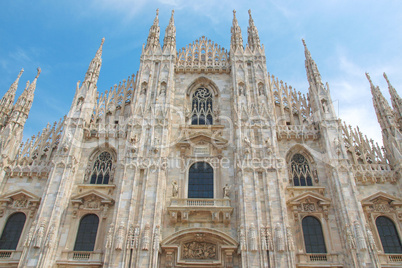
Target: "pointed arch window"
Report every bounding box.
[188,162,213,198]
[90,152,113,184]
[0,212,26,250]
[302,216,327,253]
[376,216,402,253]
[291,154,313,186]
[74,214,99,251]
[191,88,213,125]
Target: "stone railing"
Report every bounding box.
[56,251,103,267]
[276,124,319,141]
[168,198,233,225]
[0,250,22,266]
[378,253,402,264]
[296,253,342,265]
[0,251,12,259]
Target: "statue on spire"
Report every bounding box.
[145,9,161,52]
[231,10,243,51]
[163,10,176,52]
[247,9,261,51]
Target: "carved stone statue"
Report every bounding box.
[115,222,125,250]
[172,180,179,197]
[260,225,267,250]
[266,226,274,251]
[34,221,46,248]
[238,225,246,251]
[223,184,231,198]
[134,225,140,249]
[366,225,377,252]
[354,221,367,251]
[153,225,160,251]
[286,225,295,251]
[275,223,284,252]
[106,224,114,248]
[24,221,36,247]
[249,223,257,251]
[142,223,151,250]
[346,225,356,249]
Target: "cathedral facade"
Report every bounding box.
[0,9,401,268]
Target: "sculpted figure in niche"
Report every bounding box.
[239,84,245,96]
[140,84,147,95]
[160,83,166,95]
[223,184,231,198]
[258,83,265,96]
[172,180,179,197]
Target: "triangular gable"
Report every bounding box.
[71,190,114,206]
[0,189,40,203]
[361,191,402,207]
[287,191,331,207]
[176,131,228,148]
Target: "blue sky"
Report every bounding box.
[0,0,401,145]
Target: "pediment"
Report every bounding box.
[161,228,237,247]
[71,190,114,206]
[287,191,331,207]
[361,191,402,207]
[176,131,228,148]
[0,189,40,203]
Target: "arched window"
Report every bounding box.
[191,88,213,125]
[74,214,99,251]
[302,216,327,253]
[291,154,313,186]
[376,216,402,253]
[188,162,213,198]
[90,152,113,184]
[0,212,26,250]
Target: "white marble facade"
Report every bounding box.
[0,9,401,268]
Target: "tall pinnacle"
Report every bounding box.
[0,69,24,128]
[247,9,261,51]
[163,10,176,52]
[302,39,322,87]
[145,9,161,51]
[366,72,395,131]
[84,38,104,85]
[27,67,41,94]
[384,72,402,130]
[231,10,243,50]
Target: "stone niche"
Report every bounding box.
[161,228,237,268]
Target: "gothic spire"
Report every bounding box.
[384,72,402,130]
[145,9,161,51]
[231,10,243,51]
[302,39,323,88]
[84,38,104,85]
[247,9,261,51]
[163,10,176,52]
[366,73,396,132]
[0,69,24,128]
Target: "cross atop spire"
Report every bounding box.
[231,10,243,51]
[247,9,261,51]
[145,9,161,51]
[163,10,176,52]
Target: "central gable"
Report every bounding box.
[176,36,229,74]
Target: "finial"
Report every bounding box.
[383,72,391,85]
[365,72,374,86]
[36,67,41,79]
[25,81,30,90]
[248,9,252,16]
[233,9,236,16]
[101,37,105,46]
[156,8,159,16]
[18,68,24,78]
[302,38,306,47]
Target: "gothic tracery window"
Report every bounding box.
[74,214,99,252]
[188,162,214,198]
[302,216,327,253]
[376,216,402,254]
[291,154,313,186]
[90,152,113,184]
[0,212,26,250]
[191,88,213,125]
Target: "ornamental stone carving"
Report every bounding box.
[182,241,217,260]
